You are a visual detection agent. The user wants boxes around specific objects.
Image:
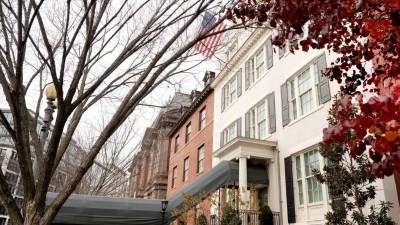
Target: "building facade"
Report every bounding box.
[167,72,215,224]
[211,28,400,225]
[129,93,191,199]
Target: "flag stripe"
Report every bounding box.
[195,11,226,59]
[204,23,226,58]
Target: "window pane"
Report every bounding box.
[257,103,265,121]
[256,50,264,78]
[250,60,255,83]
[296,156,302,178]
[198,146,204,173]
[298,180,304,205]
[230,78,237,103]
[251,110,256,138]
[307,178,313,203]
[259,121,266,139]
[304,150,323,203]
[298,68,311,94]
[304,152,310,176]
[290,80,296,98]
[300,90,313,115]
[257,103,266,139]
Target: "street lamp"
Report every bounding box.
[161,200,168,225]
[33,84,57,180]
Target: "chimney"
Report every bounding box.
[190,90,201,102]
[203,71,215,87]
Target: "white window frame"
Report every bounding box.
[185,123,191,143]
[199,107,206,130]
[288,63,320,120]
[174,135,179,153]
[223,121,237,145]
[172,166,177,188]
[183,157,189,182]
[249,101,267,139]
[247,47,266,86]
[295,149,324,206]
[197,145,204,173]
[223,76,237,109]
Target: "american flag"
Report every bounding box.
[195,11,227,59]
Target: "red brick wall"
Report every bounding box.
[167,92,214,224]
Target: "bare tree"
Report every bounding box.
[0,0,243,224]
[71,120,137,197]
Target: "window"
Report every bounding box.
[296,156,304,205]
[249,102,267,139]
[247,49,265,86]
[226,123,236,143]
[199,107,206,130]
[223,76,237,108]
[225,76,237,106]
[295,150,323,205]
[197,145,204,173]
[175,136,180,153]
[288,64,320,120]
[222,119,240,145]
[172,166,177,188]
[183,157,189,182]
[185,123,191,143]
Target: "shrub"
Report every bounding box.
[220,204,241,225]
[196,213,208,225]
[259,205,273,225]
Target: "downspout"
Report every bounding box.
[277,147,283,225]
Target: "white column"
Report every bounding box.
[238,155,250,225]
[238,155,249,205]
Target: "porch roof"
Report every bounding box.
[213,137,277,161]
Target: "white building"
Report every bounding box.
[211,28,400,224]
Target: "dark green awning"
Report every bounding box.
[48,160,268,225]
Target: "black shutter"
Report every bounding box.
[221,87,225,112]
[245,112,250,137]
[267,92,276,133]
[284,157,296,223]
[236,117,242,137]
[266,36,273,69]
[317,53,331,104]
[237,68,242,97]
[245,61,250,90]
[281,83,290,126]
[220,131,224,148]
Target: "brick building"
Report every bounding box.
[167,72,215,224]
[129,93,191,199]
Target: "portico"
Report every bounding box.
[213,137,277,206]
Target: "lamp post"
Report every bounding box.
[33,84,57,181]
[161,200,168,225]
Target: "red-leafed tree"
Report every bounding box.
[226,0,400,177]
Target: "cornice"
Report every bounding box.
[211,28,269,88]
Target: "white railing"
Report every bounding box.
[210,210,280,225]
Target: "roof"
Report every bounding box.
[168,86,213,137]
